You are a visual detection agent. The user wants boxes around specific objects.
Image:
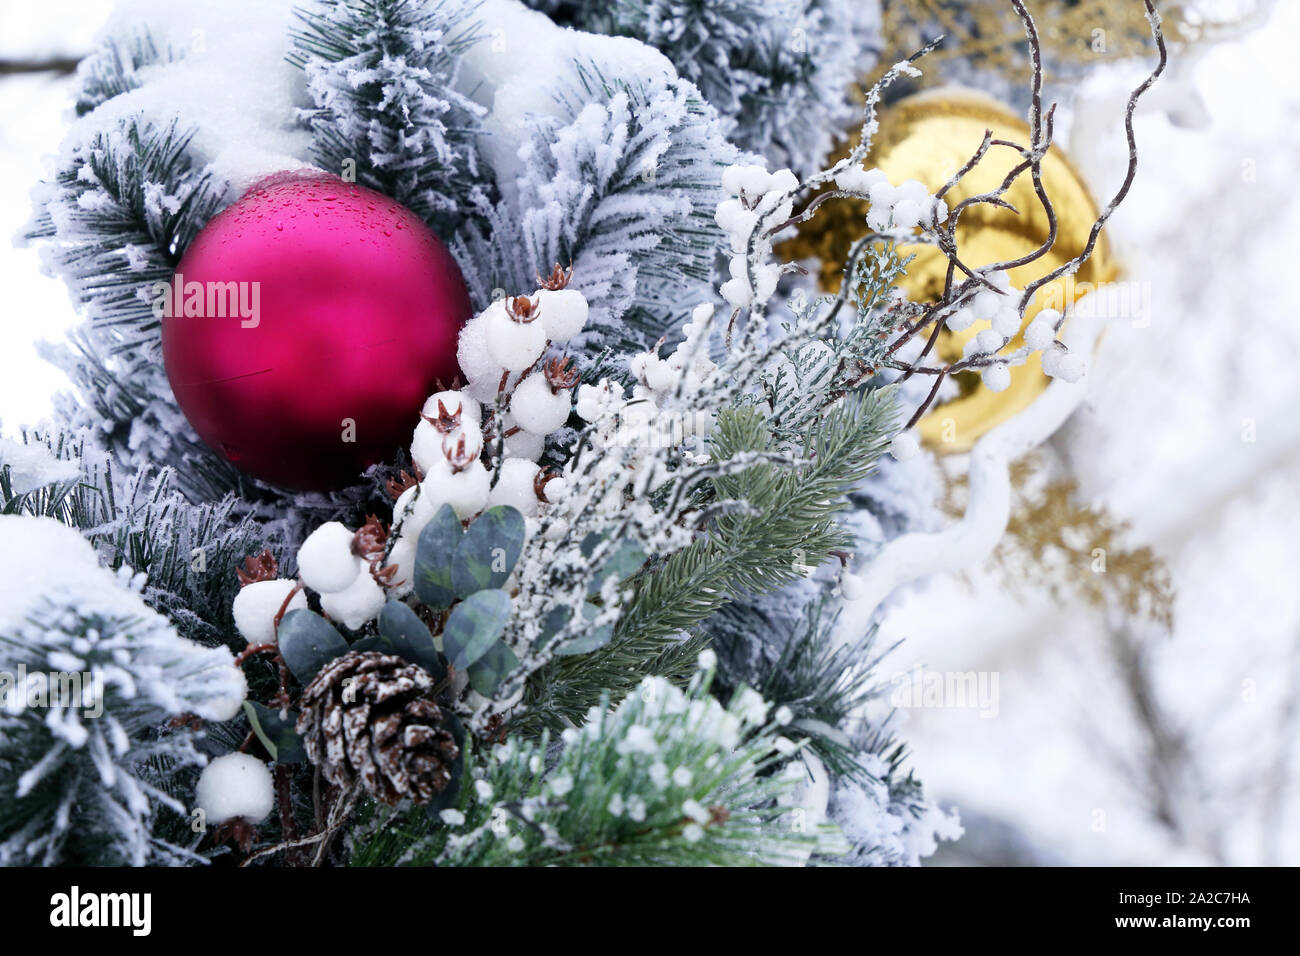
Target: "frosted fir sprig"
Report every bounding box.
[393,653,845,866]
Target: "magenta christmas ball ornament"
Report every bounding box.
[160,171,471,490]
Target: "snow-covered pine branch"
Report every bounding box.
[525,0,882,176]
[290,0,488,232]
[453,63,738,355]
[0,517,247,866]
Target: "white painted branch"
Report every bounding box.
[836,307,1106,645]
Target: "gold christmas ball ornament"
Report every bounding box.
[780,87,1119,452]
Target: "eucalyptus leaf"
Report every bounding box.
[277,609,349,684]
[554,603,615,656]
[425,712,466,816]
[452,505,525,598]
[586,538,648,596]
[533,604,572,652]
[442,588,512,670]
[376,600,444,678]
[243,701,306,764]
[414,504,462,608]
[466,639,519,697]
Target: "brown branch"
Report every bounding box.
[0,57,80,76]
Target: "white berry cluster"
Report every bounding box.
[575,303,719,466]
[888,272,1088,460]
[834,166,949,233]
[715,163,799,309]
[228,274,593,640]
[296,519,386,629]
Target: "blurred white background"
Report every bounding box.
[2,0,1296,865]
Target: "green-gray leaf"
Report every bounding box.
[414,504,462,608]
[452,505,524,598]
[244,701,306,764]
[425,713,465,816]
[555,603,614,656]
[587,538,648,596]
[376,600,444,678]
[277,609,349,685]
[442,589,512,671]
[466,639,519,697]
[533,604,571,652]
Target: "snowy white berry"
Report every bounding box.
[991,306,1022,339]
[982,364,1012,392]
[297,522,360,594]
[769,168,799,194]
[232,578,306,646]
[423,390,480,425]
[503,424,545,461]
[722,164,773,198]
[894,179,929,205]
[539,474,570,505]
[412,418,482,474]
[384,534,417,596]
[945,306,975,332]
[834,167,887,194]
[536,288,589,342]
[575,382,622,422]
[410,420,442,475]
[840,572,867,601]
[1047,351,1086,383]
[423,460,491,519]
[867,179,896,209]
[510,373,572,435]
[485,301,548,372]
[975,328,1003,354]
[929,196,949,225]
[971,289,1002,318]
[487,458,541,517]
[715,197,755,236]
[457,311,504,390]
[319,568,385,631]
[889,430,920,461]
[891,198,923,230]
[1025,310,1060,351]
[393,483,438,539]
[1040,346,1061,375]
[196,753,274,825]
[719,275,752,308]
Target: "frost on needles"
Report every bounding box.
[525,0,883,176]
[0,517,246,866]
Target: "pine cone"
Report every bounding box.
[296,651,458,806]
